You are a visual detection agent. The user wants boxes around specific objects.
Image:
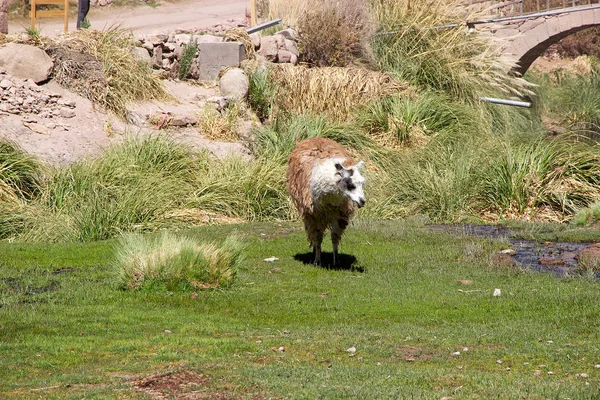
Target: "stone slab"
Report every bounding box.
[197,42,246,81]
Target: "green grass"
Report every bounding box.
[1,221,599,399]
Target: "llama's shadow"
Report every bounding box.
[293,252,364,272]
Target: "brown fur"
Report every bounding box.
[286,138,358,266]
[286,138,355,217]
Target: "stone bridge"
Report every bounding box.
[466,1,600,74]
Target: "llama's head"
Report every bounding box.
[335,161,366,208]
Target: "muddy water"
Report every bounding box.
[427,225,592,278]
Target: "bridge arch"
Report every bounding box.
[500,7,600,75]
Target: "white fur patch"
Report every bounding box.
[309,158,346,206]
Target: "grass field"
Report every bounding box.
[1,220,599,399]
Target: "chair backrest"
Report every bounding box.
[30,0,69,33]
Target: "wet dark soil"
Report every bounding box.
[427,225,594,278]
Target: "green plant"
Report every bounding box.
[24,26,41,43]
[80,17,90,29]
[114,232,244,291]
[39,135,203,242]
[246,65,277,122]
[479,140,600,220]
[190,156,294,221]
[178,37,198,80]
[0,140,42,203]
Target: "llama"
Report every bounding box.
[286,138,366,266]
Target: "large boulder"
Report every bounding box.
[0,43,53,83]
[219,68,249,101]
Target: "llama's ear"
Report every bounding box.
[356,161,365,170]
[334,162,344,171]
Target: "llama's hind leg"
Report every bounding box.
[331,218,348,267]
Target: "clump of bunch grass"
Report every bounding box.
[191,156,295,221]
[0,141,42,203]
[297,0,374,67]
[572,202,600,227]
[39,135,203,242]
[371,0,534,104]
[270,64,408,122]
[479,140,600,221]
[52,28,171,117]
[114,232,245,291]
[199,102,244,142]
[356,91,483,148]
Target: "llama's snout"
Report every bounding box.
[356,197,366,208]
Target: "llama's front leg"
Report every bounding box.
[306,221,324,266]
[331,218,348,267]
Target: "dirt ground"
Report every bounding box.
[8,0,248,36]
[1,0,253,166]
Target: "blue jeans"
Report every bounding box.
[77,0,90,29]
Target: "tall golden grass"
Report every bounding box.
[270,64,409,122]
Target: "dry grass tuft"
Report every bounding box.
[271,64,409,122]
[198,102,244,142]
[223,27,256,60]
[47,28,171,118]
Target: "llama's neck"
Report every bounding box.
[309,158,346,207]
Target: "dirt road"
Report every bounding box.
[8,0,248,36]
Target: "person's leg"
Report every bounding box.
[77,0,90,29]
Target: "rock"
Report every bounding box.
[23,121,48,134]
[142,41,154,51]
[132,47,152,67]
[276,28,298,41]
[197,35,223,43]
[0,79,12,89]
[250,32,261,49]
[174,33,192,45]
[257,36,279,62]
[152,46,163,69]
[170,59,180,79]
[161,58,171,69]
[170,113,196,126]
[0,43,53,83]
[219,68,249,101]
[456,280,473,285]
[493,288,501,297]
[538,257,565,266]
[277,50,293,63]
[284,38,299,56]
[60,108,76,118]
[500,249,516,255]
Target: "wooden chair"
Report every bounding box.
[30,0,69,33]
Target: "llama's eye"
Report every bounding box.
[347,183,356,191]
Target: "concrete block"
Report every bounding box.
[197,42,246,81]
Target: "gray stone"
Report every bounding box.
[132,47,152,67]
[197,42,246,81]
[152,46,163,69]
[276,28,298,41]
[60,108,76,118]
[258,36,278,62]
[197,35,223,44]
[219,68,249,101]
[0,44,54,83]
[277,50,293,63]
[142,41,154,51]
[250,32,261,49]
[174,33,192,45]
[284,39,299,56]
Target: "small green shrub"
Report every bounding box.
[114,232,245,291]
[572,202,600,227]
[247,65,277,122]
[178,37,198,80]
